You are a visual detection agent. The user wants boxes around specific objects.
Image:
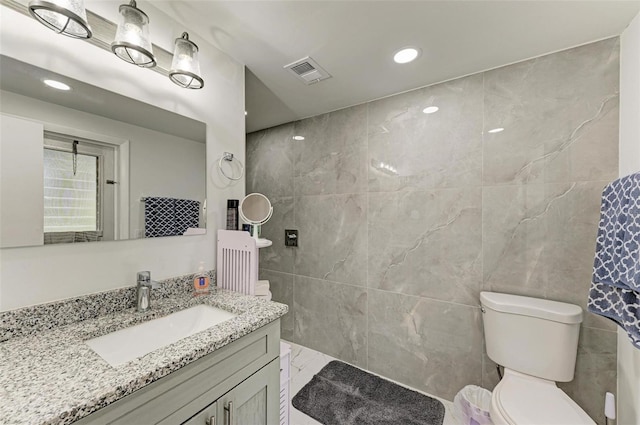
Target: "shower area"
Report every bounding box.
[245,38,620,423]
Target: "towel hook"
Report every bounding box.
[218,152,244,181]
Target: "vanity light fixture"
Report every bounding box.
[169,32,204,89]
[393,47,420,64]
[28,0,92,39]
[488,127,505,134]
[43,79,71,90]
[422,106,439,114]
[292,136,305,141]
[111,0,156,68]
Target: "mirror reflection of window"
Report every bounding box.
[43,149,98,232]
[42,133,117,244]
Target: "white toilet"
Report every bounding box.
[480,292,596,425]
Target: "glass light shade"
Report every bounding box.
[169,33,204,89]
[110,1,156,68]
[28,0,92,39]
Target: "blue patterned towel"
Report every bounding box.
[145,197,177,238]
[175,199,201,235]
[588,172,640,348]
[144,197,201,238]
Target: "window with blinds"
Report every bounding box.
[43,148,99,232]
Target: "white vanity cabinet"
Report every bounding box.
[75,320,280,425]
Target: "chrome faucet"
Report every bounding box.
[136,271,161,313]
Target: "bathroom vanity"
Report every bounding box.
[76,320,280,425]
[0,280,287,425]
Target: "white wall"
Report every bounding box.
[617,10,640,425]
[0,2,245,310]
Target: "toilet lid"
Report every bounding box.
[493,373,596,425]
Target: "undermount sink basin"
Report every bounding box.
[86,305,237,367]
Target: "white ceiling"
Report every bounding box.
[0,55,206,143]
[153,1,640,133]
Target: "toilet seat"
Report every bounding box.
[490,369,595,425]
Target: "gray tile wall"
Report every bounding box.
[246,38,619,422]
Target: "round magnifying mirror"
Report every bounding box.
[239,193,273,241]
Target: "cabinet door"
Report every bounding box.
[183,401,217,425]
[217,358,280,425]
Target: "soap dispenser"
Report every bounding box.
[193,262,210,296]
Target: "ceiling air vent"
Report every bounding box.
[284,56,331,85]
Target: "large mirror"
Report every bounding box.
[0,55,207,248]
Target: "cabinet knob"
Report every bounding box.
[205,416,215,425]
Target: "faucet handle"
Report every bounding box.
[137,271,151,283]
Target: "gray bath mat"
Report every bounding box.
[292,360,445,425]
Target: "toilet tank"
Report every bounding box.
[480,292,583,382]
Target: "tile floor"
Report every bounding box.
[284,340,457,425]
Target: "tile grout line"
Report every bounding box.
[261,265,484,311]
[480,70,487,388]
[365,101,370,372]
[289,178,613,199]
[291,123,298,346]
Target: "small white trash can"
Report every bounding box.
[452,385,494,425]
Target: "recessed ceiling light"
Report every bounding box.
[393,47,420,64]
[422,106,439,114]
[43,79,71,90]
[488,127,504,134]
[292,136,305,141]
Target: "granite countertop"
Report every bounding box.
[0,285,287,425]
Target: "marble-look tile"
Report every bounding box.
[245,38,620,416]
[246,123,294,199]
[294,194,367,286]
[289,342,334,425]
[293,276,367,367]
[367,73,483,192]
[482,181,615,331]
[558,327,617,424]
[258,196,295,273]
[260,269,293,340]
[288,341,338,397]
[368,188,482,306]
[293,104,367,196]
[483,38,619,186]
[367,289,483,400]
